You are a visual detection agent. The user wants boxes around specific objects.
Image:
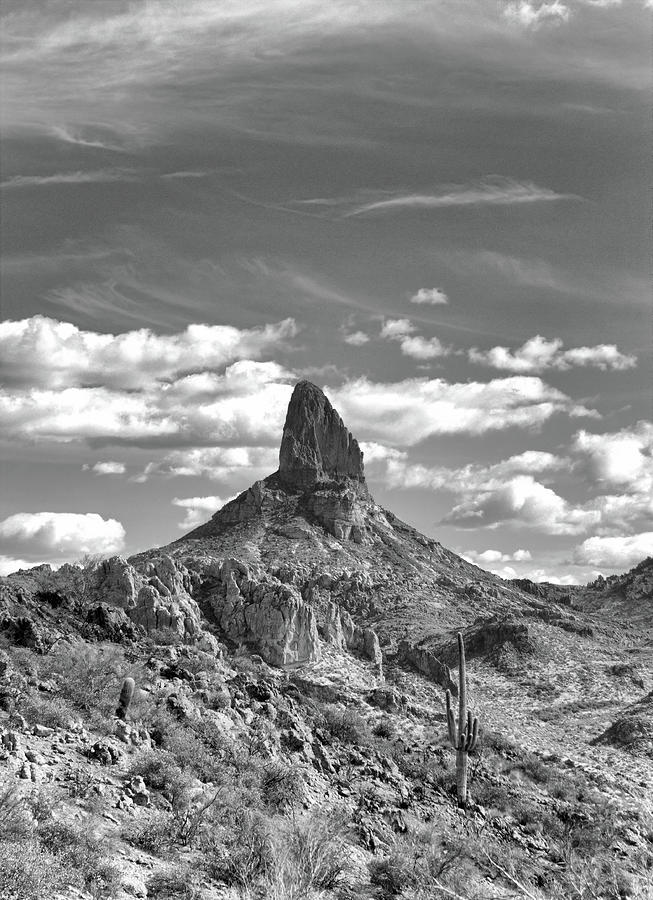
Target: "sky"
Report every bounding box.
[0,0,651,583]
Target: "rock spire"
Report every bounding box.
[278,380,366,491]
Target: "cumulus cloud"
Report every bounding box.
[519,568,582,585]
[172,494,237,530]
[435,439,652,537]
[573,533,653,568]
[410,288,449,305]
[0,316,298,390]
[364,444,566,493]
[87,461,126,475]
[343,331,370,346]
[503,2,571,29]
[0,556,46,577]
[328,376,596,446]
[572,422,653,488]
[380,319,448,360]
[380,319,415,340]
[464,548,532,564]
[138,446,278,481]
[442,474,598,535]
[0,512,125,562]
[397,335,448,360]
[469,335,636,373]
[0,336,296,449]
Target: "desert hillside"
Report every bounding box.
[1,382,651,900]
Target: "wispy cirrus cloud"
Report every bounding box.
[0,169,137,189]
[294,178,578,219]
[49,124,130,152]
[344,178,579,216]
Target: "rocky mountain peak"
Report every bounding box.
[278,381,366,492]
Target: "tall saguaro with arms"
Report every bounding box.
[446,632,479,809]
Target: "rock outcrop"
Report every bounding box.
[187,380,371,543]
[594,690,653,756]
[94,556,206,643]
[279,380,366,491]
[205,558,321,666]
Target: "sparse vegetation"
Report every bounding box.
[2,548,652,900]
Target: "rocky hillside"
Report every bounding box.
[1,381,652,900]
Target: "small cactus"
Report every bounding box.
[116,677,135,720]
[445,632,479,809]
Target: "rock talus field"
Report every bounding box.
[1,381,652,899]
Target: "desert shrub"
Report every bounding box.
[473,779,514,814]
[24,789,56,825]
[369,852,409,896]
[0,838,70,900]
[322,704,372,745]
[261,761,305,813]
[37,642,145,727]
[146,867,203,899]
[205,808,275,887]
[19,691,76,729]
[373,716,397,740]
[0,783,33,840]
[127,750,193,810]
[124,811,175,855]
[510,751,552,785]
[161,721,222,783]
[175,648,220,676]
[37,819,120,897]
[481,729,514,756]
[548,776,575,800]
[369,824,475,898]
[268,806,350,895]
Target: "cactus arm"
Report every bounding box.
[446,689,458,747]
[468,717,479,752]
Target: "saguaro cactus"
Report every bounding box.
[446,632,479,808]
[116,677,135,720]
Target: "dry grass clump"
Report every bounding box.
[146,866,204,899]
[0,782,120,899]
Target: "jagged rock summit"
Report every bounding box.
[279,380,366,491]
[189,380,370,543]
